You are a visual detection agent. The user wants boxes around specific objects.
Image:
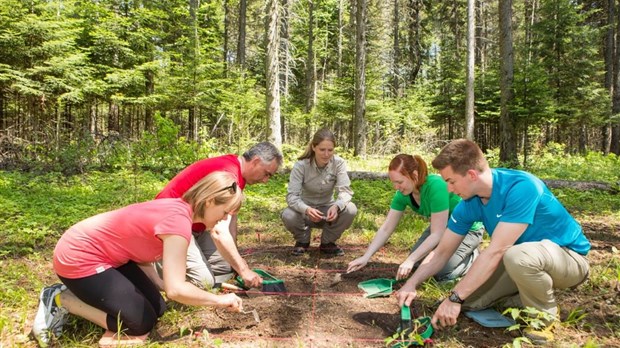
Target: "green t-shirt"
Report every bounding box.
[390,174,483,231]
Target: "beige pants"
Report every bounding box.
[281,203,358,244]
[463,239,589,318]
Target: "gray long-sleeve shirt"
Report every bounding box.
[286,155,354,214]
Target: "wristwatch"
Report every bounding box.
[448,290,465,304]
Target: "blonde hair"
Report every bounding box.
[182,171,243,221]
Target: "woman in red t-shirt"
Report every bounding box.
[32,171,244,347]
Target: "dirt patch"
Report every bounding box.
[22,219,617,347]
[143,219,620,347]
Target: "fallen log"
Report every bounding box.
[347,171,618,193]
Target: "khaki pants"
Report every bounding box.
[281,203,357,244]
[156,232,233,289]
[463,239,590,318]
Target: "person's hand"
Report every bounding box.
[395,284,418,307]
[240,269,263,288]
[325,205,339,222]
[396,259,414,280]
[306,207,324,223]
[431,298,461,329]
[347,256,369,273]
[218,293,243,312]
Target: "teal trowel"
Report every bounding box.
[357,278,402,298]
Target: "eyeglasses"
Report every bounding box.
[217,181,238,194]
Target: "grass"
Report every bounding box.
[1,152,620,347]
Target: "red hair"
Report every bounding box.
[388,154,428,190]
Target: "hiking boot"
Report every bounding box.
[523,306,560,345]
[291,242,310,256]
[319,242,344,256]
[524,321,557,345]
[32,284,69,347]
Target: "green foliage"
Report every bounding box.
[564,308,587,326]
[134,113,218,174]
[384,316,429,347]
[0,170,163,256]
[586,247,620,290]
[504,306,556,331]
[1,148,619,346]
[525,144,620,183]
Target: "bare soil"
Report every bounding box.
[145,218,620,348]
[16,218,619,347]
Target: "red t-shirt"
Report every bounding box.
[53,198,193,279]
[156,154,246,231]
[156,154,246,199]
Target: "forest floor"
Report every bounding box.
[8,216,620,348]
[8,201,620,347]
[101,217,617,347]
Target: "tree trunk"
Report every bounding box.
[189,0,200,142]
[237,0,247,67]
[144,70,154,132]
[281,0,291,99]
[266,0,282,148]
[89,101,97,137]
[337,0,344,78]
[223,0,229,76]
[305,0,316,113]
[280,0,291,142]
[602,0,615,154]
[407,0,421,84]
[0,90,4,131]
[498,0,518,166]
[612,0,620,155]
[108,102,119,134]
[391,0,400,98]
[465,0,475,140]
[354,0,367,157]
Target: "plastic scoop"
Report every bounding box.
[391,305,433,347]
[236,269,287,294]
[357,278,401,298]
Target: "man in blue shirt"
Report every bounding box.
[396,139,590,344]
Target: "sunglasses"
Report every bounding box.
[217,181,238,194]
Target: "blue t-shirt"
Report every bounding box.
[447,169,590,255]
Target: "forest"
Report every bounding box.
[2,1,620,347]
[1,0,620,172]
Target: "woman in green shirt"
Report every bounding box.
[347,154,483,281]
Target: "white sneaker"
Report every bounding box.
[32,284,68,347]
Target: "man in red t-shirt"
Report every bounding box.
[156,142,282,289]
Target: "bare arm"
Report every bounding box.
[160,234,242,310]
[396,209,450,279]
[431,222,527,329]
[396,229,464,305]
[210,217,262,288]
[347,209,403,273]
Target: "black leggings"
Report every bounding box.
[59,262,166,335]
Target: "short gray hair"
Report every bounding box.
[242,142,283,166]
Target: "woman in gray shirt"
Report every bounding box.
[281,128,357,256]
